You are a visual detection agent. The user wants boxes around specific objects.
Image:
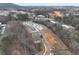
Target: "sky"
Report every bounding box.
[15,3,79,6]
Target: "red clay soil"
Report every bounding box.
[41,26,68,52]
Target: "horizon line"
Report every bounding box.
[14,3,79,6]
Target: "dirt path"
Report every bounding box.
[39,24,72,54]
[23,21,72,54]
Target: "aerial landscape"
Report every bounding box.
[0,3,79,55]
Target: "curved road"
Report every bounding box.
[23,21,72,55]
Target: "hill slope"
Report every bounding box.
[0,3,21,9]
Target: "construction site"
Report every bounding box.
[0,3,79,55]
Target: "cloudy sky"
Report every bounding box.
[15,3,79,6]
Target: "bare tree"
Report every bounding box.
[1,20,39,55]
